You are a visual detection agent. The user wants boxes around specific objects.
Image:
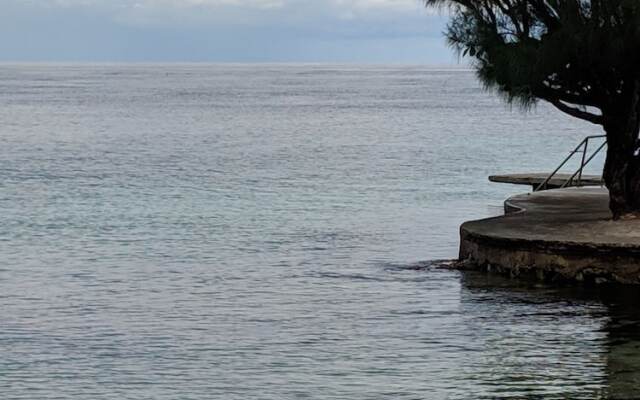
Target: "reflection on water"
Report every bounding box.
[601,288,640,399]
[0,64,635,398]
[459,270,640,399]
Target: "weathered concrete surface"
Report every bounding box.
[489,173,602,189]
[460,187,640,284]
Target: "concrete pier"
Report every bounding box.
[488,173,602,189]
[459,187,640,284]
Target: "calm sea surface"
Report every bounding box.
[0,64,638,399]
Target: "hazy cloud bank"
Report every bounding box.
[3,0,450,62]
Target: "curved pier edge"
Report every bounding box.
[459,187,640,285]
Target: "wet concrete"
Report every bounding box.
[460,187,640,284]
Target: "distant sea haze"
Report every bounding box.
[1,64,626,399]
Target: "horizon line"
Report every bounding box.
[0,60,470,68]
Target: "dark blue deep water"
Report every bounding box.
[0,64,637,399]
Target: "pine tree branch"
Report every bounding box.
[547,99,604,125]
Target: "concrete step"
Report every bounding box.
[489,173,602,189]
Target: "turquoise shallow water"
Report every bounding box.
[0,64,636,399]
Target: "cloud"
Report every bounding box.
[108,0,437,33]
[1,0,450,62]
[16,0,431,20]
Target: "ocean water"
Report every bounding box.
[0,64,637,399]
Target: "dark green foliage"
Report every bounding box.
[425,0,640,124]
[427,1,640,218]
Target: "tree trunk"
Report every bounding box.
[603,111,640,220]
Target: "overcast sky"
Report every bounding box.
[1,0,454,63]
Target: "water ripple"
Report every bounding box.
[0,64,630,399]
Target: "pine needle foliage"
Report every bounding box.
[425,0,640,125]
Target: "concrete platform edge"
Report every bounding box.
[459,189,640,285]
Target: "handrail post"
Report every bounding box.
[534,134,607,192]
[578,138,589,186]
[535,137,587,192]
[559,140,607,189]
